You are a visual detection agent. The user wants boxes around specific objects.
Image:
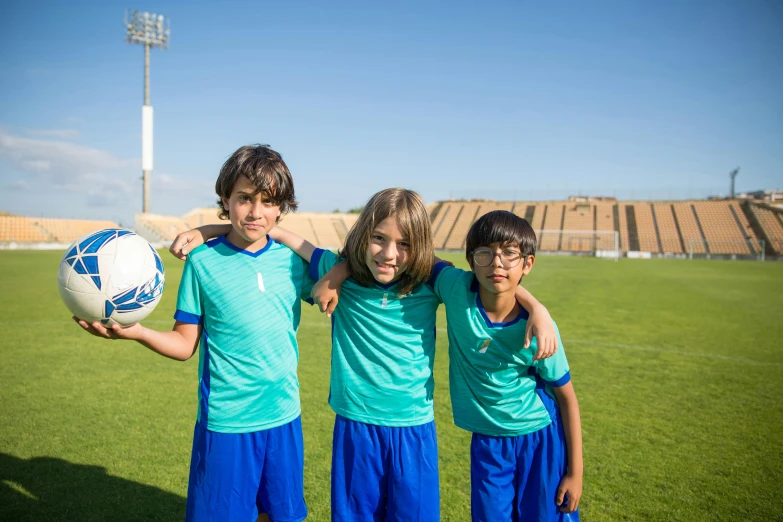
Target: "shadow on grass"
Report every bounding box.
[0,453,185,521]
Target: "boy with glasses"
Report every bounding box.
[429,210,583,521]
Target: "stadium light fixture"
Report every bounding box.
[729,167,740,199]
[125,10,170,214]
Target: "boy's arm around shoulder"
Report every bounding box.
[73,318,201,361]
[552,381,583,513]
[170,224,231,260]
[269,226,316,262]
[427,261,466,304]
[312,258,349,317]
[514,286,558,361]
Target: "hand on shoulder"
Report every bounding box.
[169,229,207,260]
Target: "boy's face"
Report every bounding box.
[222,176,282,249]
[471,242,534,296]
[365,216,410,285]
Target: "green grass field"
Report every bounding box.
[1,249,782,521]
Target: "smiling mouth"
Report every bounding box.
[375,261,396,272]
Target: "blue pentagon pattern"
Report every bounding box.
[102,271,165,324]
[63,229,134,290]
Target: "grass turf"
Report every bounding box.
[0,249,781,521]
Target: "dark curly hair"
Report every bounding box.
[215,144,297,220]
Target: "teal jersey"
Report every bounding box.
[431,263,571,437]
[175,235,314,433]
[310,249,440,426]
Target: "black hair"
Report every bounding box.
[465,210,536,266]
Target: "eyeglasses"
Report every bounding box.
[471,248,525,268]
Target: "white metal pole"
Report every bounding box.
[142,42,151,213]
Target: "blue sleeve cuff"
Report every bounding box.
[174,310,202,325]
[427,261,448,288]
[543,370,571,388]
[309,248,325,281]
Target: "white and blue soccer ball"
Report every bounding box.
[58,229,165,327]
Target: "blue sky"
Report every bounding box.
[1,0,781,225]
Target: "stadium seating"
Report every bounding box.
[432,201,461,250]
[632,203,660,253]
[133,209,359,248]
[0,217,51,242]
[37,218,121,243]
[4,199,780,259]
[539,203,566,251]
[691,201,757,255]
[595,203,615,233]
[135,213,190,242]
[0,216,120,243]
[560,203,594,252]
[616,204,630,251]
[749,204,783,255]
[671,203,707,254]
[183,208,223,229]
[652,203,684,254]
[479,201,514,214]
[444,202,483,250]
[527,203,547,232]
[310,218,342,249]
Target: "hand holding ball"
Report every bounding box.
[58,229,165,327]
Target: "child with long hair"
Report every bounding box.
[171,188,557,521]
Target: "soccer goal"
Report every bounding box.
[536,229,620,259]
[687,239,766,261]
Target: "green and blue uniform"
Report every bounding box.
[310,248,441,521]
[176,235,313,522]
[430,263,579,521]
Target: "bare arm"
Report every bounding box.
[73,318,201,361]
[170,224,232,260]
[552,381,583,513]
[268,226,316,263]
[514,286,558,360]
[311,260,349,316]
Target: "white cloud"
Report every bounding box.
[26,128,80,140]
[0,130,139,211]
[0,130,135,183]
[0,130,214,222]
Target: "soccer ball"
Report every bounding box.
[58,228,165,327]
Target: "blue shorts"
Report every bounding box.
[470,415,579,522]
[331,415,440,521]
[185,417,307,522]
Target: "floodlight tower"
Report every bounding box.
[125,10,169,213]
[729,167,740,199]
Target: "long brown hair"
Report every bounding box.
[341,188,433,296]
